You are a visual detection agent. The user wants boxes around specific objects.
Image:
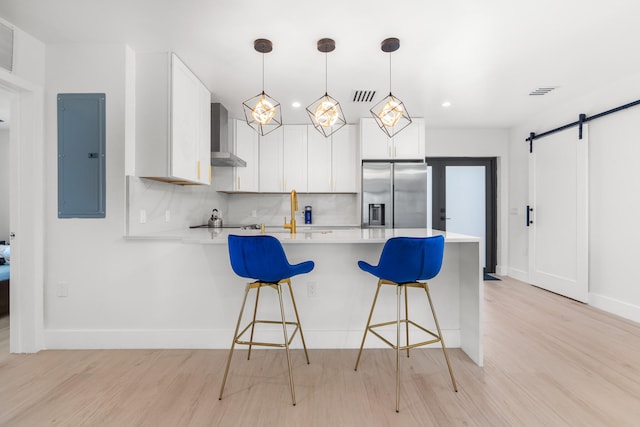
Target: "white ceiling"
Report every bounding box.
[1,0,640,128]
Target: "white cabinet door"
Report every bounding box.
[393,118,425,159]
[332,124,358,192]
[258,127,283,192]
[283,125,308,192]
[235,121,259,191]
[307,126,332,192]
[197,83,211,184]
[361,118,390,159]
[171,54,200,182]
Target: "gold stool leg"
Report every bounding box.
[286,279,310,364]
[247,285,261,360]
[424,283,458,392]
[396,284,402,413]
[277,284,297,406]
[405,285,410,358]
[355,279,383,371]
[219,283,252,400]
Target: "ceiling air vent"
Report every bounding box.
[352,90,376,103]
[529,86,557,96]
[0,21,13,72]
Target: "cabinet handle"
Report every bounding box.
[237,176,241,190]
[197,161,201,180]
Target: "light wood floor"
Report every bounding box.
[1,277,640,426]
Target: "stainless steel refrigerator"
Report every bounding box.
[362,162,428,228]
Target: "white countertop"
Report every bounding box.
[126,227,481,244]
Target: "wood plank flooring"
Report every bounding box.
[1,277,640,426]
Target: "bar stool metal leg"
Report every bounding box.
[355,279,383,371]
[277,284,297,405]
[424,283,458,392]
[404,285,410,358]
[247,285,261,360]
[285,279,310,365]
[219,283,252,400]
[396,284,402,413]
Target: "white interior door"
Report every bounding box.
[528,126,588,302]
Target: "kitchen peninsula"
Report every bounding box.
[181,227,483,366]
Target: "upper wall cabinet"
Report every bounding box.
[233,120,259,192]
[258,127,284,192]
[135,52,211,185]
[308,124,358,192]
[360,118,425,160]
[283,125,308,192]
[220,120,358,193]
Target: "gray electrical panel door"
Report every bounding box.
[57,93,106,218]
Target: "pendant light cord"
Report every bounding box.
[325,51,328,95]
[262,53,265,93]
[389,52,392,95]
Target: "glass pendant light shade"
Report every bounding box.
[307,38,347,138]
[243,39,282,136]
[370,37,412,138]
[306,92,346,137]
[370,92,411,138]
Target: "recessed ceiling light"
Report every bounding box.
[292,101,301,108]
[442,101,452,108]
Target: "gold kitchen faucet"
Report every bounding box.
[284,189,297,234]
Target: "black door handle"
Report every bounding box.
[526,205,533,226]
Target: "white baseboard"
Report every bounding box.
[508,267,529,283]
[495,265,508,276]
[43,328,460,350]
[589,293,640,324]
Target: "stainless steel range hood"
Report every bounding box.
[211,103,247,167]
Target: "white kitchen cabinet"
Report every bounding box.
[307,128,332,192]
[234,120,259,191]
[332,124,358,192]
[135,52,211,185]
[307,124,358,193]
[283,125,308,192]
[360,118,425,160]
[197,80,212,184]
[258,127,283,192]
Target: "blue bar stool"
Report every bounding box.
[219,235,314,406]
[354,235,457,412]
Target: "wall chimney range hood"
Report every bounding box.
[211,103,247,167]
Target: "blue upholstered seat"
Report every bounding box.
[357,235,444,283]
[228,234,314,283]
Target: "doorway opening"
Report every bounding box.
[427,157,497,274]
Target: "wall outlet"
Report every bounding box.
[251,209,257,218]
[139,209,147,224]
[57,283,69,298]
[307,282,317,298]
[165,210,171,222]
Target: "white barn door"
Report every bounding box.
[528,126,588,302]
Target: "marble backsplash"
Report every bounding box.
[225,193,360,227]
[126,176,360,235]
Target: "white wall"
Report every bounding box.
[426,128,510,275]
[0,129,8,242]
[43,44,242,343]
[508,71,640,322]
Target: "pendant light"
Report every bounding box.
[242,39,282,136]
[306,38,346,137]
[370,37,411,137]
